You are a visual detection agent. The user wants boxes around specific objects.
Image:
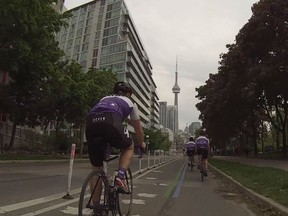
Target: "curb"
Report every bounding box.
[0,158,89,164]
[209,164,288,216]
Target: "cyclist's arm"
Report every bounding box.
[130,119,145,149]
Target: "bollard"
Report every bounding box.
[138,157,142,174]
[63,143,76,199]
[147,150,150,169]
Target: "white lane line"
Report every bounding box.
[158,183,168,186]
[145,177,157,180]
[0,188,81,213]
[60,206,92,215]
[137,193,157,198]
[2,157,180,215]
[20,198,79,216]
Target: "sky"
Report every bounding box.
[64,0,259,130]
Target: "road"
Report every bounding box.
[0,156,260,216]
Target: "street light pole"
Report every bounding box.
[146,135,150,169]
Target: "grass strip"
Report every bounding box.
[209,158,288,208]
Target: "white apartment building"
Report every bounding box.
[56,0,159,128]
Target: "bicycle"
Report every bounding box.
[199,155,205,182]
[188,154,195,172]
[78,144,133,216]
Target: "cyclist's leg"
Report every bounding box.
[197,150,202,169]
[86,116,106,206]
[119,141,134,170]
[107,114,133,192]
[187,150,191,166]
[202,149,209,176]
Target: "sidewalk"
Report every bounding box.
[213,156,288,171]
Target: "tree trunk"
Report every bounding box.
[8,121,17,150]
[282,128,287,157]
[79,124,84,157]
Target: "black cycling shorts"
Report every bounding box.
[85,112,132,166]
[187,150,195,157]
[197,148,209,159]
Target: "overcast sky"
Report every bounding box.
[64,0,258,130]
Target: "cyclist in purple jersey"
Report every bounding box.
[86,82,146,199]
[195,131,210,176]
[185,137,197,166]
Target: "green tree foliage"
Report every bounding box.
[0,0,70,149]
[196,0,288,156]
[144,128,172,151]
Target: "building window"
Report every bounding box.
[100,0,106,6]
[76,28,83,37]
[85,26,91,34]
[93,49,98,57]
[74,45,80,53]
[96,22,102,30]
[80,60,87,68]
[81,6,87,13]
[80,52,88,61]
[87,11,94,18]
[94,40,100,48]
[79,14,86,21]
[82,43,89,51]
[95,31,101,39]
[75,37,81,45]
[92,58,97,67]
[78,21,84,29]
[67,39,73,48]
[86,18,93,26]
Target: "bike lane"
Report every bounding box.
[130,157,257,216]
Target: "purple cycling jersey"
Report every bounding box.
[186,141,196,151]
[89,95,139,121]
[195,136,209,149]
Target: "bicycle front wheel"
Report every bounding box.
[78,171,109,216]
[116,168,133,216]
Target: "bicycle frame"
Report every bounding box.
[79,152,133,216]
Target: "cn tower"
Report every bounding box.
[172,59,180,106]
[172,58,180,134]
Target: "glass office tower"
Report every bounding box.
[55,0,159,128]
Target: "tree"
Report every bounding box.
[196,0,288,157]
[0,0,70,149]
[143,128,172,151]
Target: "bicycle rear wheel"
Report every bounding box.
[200,159,204,182]
[190,156,194,172]
[79,171,109,216]
[116,168,133,216]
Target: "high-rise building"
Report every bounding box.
[189,122,201,136]
[56,0,159,128]
[167,105,178,134]
[52,0,66,13]
[172,59,180,133]
[159,101,168,128]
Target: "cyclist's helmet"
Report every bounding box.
[189,137,194,141]
[113,81,132,96]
